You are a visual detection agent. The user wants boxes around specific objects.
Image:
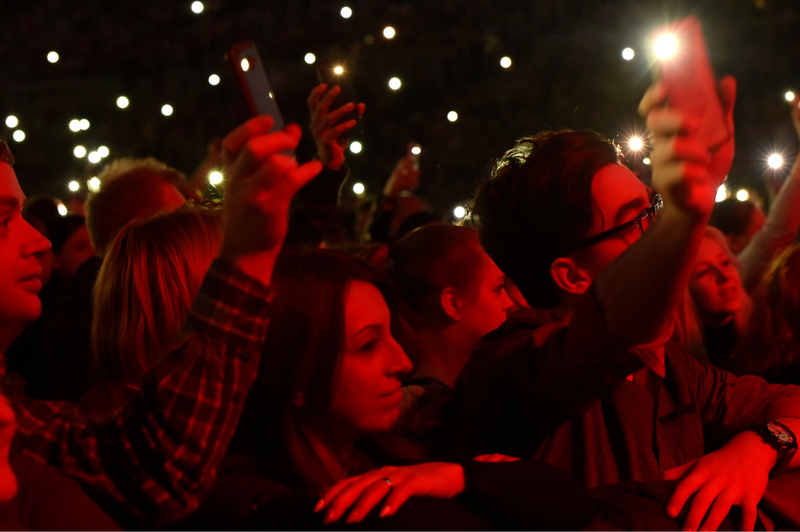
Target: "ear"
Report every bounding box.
[440,287,461,321]
[550,257,593,296]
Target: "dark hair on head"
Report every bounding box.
[709,198,757,237]
[470,129,621,309]
[235,249,393,489]
[0,140,14,166]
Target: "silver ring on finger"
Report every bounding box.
[383,478,393,489]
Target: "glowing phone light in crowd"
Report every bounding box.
[68,181,80,192]
[500,56,512,68]
[88,151,101,164]
[333,65,344,75]
[117,96,129,109]
[80,119,90,130]
[388,77,401,90]
[57,203,67,216]
[47,51,59,63]
[304,53,316,65]
[74,146,86,158]
[453,206,466,219]
[353,183,365,195]
[340,6,352,18]
[191,1,204,14]
[350,141,363,154]
[768,154,783,169]
[208,74,220,86]
[642,157,651,165]
[208,171,223,185]
[162,104,174,117]
[411,146,421,155]
[383,26,396,39]
[447,111,458,122]
[12,130,24,142]
[628,137,643,151]
[654,34,678,59]
[98,146,109,158]
[622,47,635,60]
[786,91,796,102]
[240,59,250,72]
[716,184,727,202]
[69,119,81,132]
[88,177,101,191]
[736,189,749,202]
[5,116,18,128]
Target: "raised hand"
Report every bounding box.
[308,84,365,171]
[315,462,465,525]
[383,145,421,198]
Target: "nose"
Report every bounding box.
[713,266,730,284]
[500,289,514,313]
[21,219,51,257]
[387,334,413,377]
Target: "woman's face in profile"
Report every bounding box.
[457,254,514,341]
[328,281,412,438]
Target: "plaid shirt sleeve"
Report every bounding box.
[8,259,271,525]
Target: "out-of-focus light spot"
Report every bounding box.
[500,56,512,68]
[98,146,109,158]
[79,119,90,131]
[411,146,421,155]
[240,58,249,71]
[785,91,795,102]
[88,151,101,164]
[57,203,68,216]
[12,130,25,142]
[69,119,81,132]
[622,47,635,60]
[350,141,363,154]
[447,111,458,122]
[365,35,374,44]
[654,34,678,59]
[162,104,174,116]
[453,206,466,219]
[74,146,86,158]
[629,137,644,151]
[208,74,220,85]
[736,189,749,202]
[333,65,344,75]
[643,157,651,165]
[117,96,129,108]
[5,116,18,128]
[353,182,365,195]
[47,51,59,63]
[68,180,80,192]
[341,6,352,18]
[209,171,223,185]
[88,177,101,191]
[388,77,402,90]
[383,26,396,39]
[191,1,204,14]
[716,185,727,203]
[768,154,783,169]
[304,53,316,64]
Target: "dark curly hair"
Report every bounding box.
[470,129,620,308]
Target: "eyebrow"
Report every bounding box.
[351,324,382,340]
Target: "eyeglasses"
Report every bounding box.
[571,193,663,251]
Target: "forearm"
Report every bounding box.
[595,204,708,345]
[766,393,800,470]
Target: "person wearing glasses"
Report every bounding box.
[453,79,800,532]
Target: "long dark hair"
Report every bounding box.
[234,249,394,490]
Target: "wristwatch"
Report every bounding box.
[753,419,797,478]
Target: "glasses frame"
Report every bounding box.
[571,193,663,251]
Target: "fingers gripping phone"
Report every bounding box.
[227,40,285,131]
[316,63,364,136]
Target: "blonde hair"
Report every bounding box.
[92,204,223,384]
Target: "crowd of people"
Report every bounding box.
[1,59,800,531]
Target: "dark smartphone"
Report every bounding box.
[316,63,364,136]
[227,40,285,131]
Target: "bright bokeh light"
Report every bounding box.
[240,58,249,71]
[88,177,101,191]
[353,182,365,195]
[349,141,363,154]
[57,203,68,216]
[68,181,80,192]
[629,137,644,151]
[209,171,223,185]
[736,189,749,202]
[5,116,18,128]
[304,53,316,64]
[768,154,783,169]
[117,96,129,109]
[453,206,466,219]
[162,104,174,116]
[341,6,352,18]
[383,26,396,39]
[333,65,344,75]
[47,51,59,63]
[80,119,90,130]
[88,151,101,164]
[69,119,81,132]
[191,1,204,14]
[12,130,25,142]
[411,146,421,155]
[447,111,458,122]
[98,146,109,158]
[716,185,727,203]
[500,56,512,68]
[208,74,220,86]
[786,91,796,102]
[74,146,86,158]
[643,157,651,165]
[622,47,635,60]
[388,77,402,90]
[654,34,678,59]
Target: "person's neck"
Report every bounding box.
[299,420,359,488]
[411,326,474,388]
[0,323,24,358]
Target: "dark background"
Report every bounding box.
[2,0,799,214]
